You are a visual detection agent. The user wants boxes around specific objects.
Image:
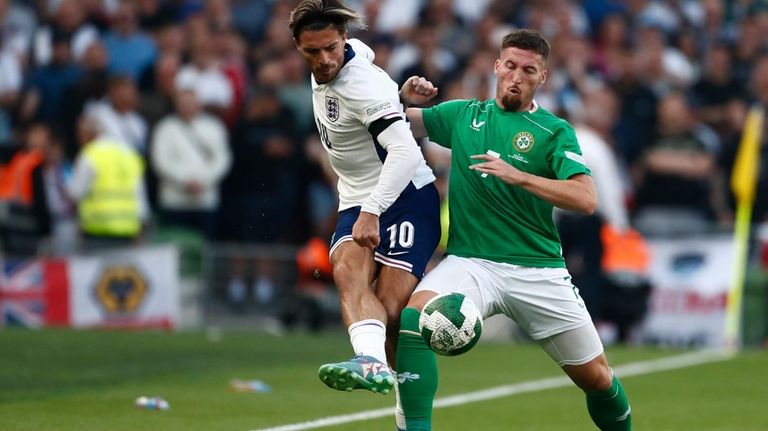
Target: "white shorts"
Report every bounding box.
[415,255,603,365]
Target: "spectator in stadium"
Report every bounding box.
[31,0,100,67]
[417,0,475,60]
[211,27,249,129]
[690,41,745,141]
[0,123,52,257]
[150,87,231,239]
[174,14,233,119]
[84,74,148,154]
[40,134,78,256]
[610,49,658,167]
[218,85,302,244]
[631,90,727,237]
[396,22,458,93]
[138,51,182,129]
[288,0,441,411]
[591,12,630,82]
[67,115,148,252]
[398,29,632,431]
[102,0,158,82]
[18,30,84,132]
[0,33,22,144]
[60,40,111,159]
[0,0,36,62]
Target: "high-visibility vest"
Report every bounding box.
[0,148,45,254]
[0,148,44,205]
[78,140,143,237]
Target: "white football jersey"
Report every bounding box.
[311,38,435,212]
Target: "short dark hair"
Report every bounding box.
[501,29,550,60]
[288,0,366,40]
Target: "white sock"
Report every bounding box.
[394,379,407,430]
[348,319,388,364]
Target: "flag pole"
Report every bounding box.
[725,105,764,351]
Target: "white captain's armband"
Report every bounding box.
[564,151,586,165]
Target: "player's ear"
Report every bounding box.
[540,69,548,85]
[493,58,500,74]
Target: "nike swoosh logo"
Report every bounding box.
[387,251,409,256]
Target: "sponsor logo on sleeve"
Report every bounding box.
[564,151,586,165]
[365,101,393,117]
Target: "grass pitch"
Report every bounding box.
[1,328,767,430]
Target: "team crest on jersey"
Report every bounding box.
[512,131,535,153]
[326,96,340,122]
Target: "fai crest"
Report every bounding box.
[326,96,340,122]
[512,131,535,153]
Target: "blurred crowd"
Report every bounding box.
[1,0,768,264]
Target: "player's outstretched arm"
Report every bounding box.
[470,154,597,214]
[405,108,428,139]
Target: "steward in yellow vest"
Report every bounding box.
[76,138,144,238]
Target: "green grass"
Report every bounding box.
[0,328,766,430]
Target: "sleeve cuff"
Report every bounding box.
[360,203,383,217]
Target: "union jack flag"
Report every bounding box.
[0,258,45,327]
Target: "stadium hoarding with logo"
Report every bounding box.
[69,246,180,329]
[0,245,180,329]
[634,234,734,348]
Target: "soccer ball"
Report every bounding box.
[418,293,483,356]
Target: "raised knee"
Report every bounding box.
[585,368,613,392]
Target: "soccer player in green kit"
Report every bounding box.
[395,29,633,431]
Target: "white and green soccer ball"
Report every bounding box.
[418,293,483,356]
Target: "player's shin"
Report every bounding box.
[396,307,438,431]
[586,374,632,431]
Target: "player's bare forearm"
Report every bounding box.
[405,108,428,138]
[470,154,596,214]
[519,174,597,214]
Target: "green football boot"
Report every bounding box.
[318,354,395,394]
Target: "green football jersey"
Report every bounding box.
[422,99,591,268]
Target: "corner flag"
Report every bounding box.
[725,104,764,350]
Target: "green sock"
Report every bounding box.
[586,375,632,430]
[396,307,438,431]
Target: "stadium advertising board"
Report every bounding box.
[0,246,180,329]
[636,234,733,347]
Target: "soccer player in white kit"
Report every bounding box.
[289,0,441,397]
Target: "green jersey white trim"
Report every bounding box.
[422,98,590,268]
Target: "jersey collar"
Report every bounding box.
[343,42,356,66]
[528,99,539,113]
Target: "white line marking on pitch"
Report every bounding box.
[250,349,732,431]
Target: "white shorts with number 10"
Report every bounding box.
[415,255,604,366]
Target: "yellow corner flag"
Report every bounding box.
[725,104,764,351]
[731,105,765,203]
